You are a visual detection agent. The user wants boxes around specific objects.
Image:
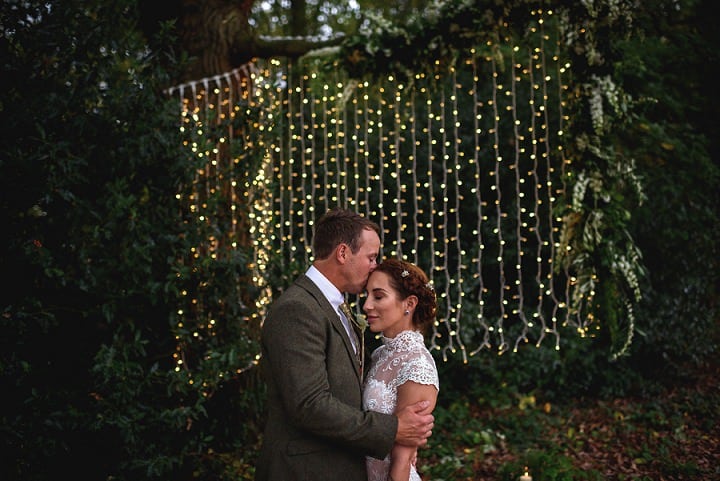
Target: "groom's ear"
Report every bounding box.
[335,243,348,263]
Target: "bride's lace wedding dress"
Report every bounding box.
[363,330,439,481]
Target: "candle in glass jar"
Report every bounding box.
[519,467,532,481]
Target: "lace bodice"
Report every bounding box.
[363,330,439,481]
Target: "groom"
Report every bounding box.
[255,207,434,481]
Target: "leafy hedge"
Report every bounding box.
[1,1,260,480]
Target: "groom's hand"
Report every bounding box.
[395,400,434,447]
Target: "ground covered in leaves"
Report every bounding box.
[424,358,720,481]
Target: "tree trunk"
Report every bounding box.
[178,0,256,81]
[141,0,342,83]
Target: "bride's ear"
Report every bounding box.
[405,295,418,312]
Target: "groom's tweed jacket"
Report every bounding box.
[255,274,396,481]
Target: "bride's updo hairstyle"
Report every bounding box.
[373,258,437,334]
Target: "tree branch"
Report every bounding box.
[244,34,345,62]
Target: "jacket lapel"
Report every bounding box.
[296,275,363,380]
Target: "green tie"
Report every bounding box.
[339,302,364,382]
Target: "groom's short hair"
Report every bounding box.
[312,207,380,260]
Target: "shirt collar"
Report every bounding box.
[306,265,344,310]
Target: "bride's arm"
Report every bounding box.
[391,381,438,480]
[389,443,415,481]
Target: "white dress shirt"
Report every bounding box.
[305,265,357,352]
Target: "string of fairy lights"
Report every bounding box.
[168,9,595,381]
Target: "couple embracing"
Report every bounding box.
[255,207,439,481]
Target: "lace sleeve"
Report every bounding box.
[396,350,439,390]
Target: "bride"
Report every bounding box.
[362,259,439,481]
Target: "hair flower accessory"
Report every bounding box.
[401,269,410,278]
[425,282,435,291]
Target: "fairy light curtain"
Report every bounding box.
[168,9,587,363]
[166,64,273,380]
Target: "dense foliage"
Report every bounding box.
[1,0,717,480]
[1,1,261,480]
[618,0,720,370]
